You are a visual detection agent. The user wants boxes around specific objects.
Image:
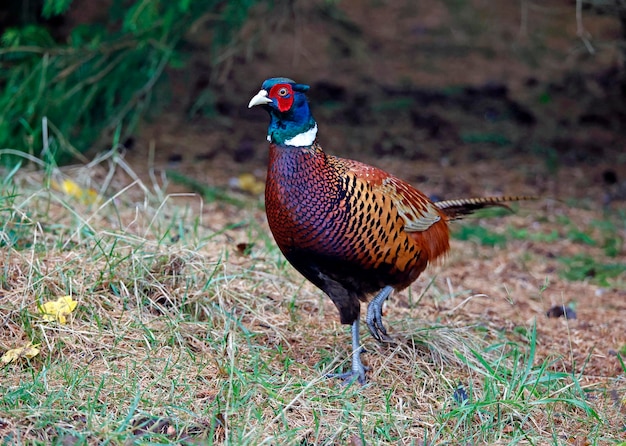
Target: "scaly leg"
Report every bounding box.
[366,285,394,342]
[326,319,368,385]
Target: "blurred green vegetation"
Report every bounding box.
[0,0,261,166]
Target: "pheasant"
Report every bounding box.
[249,77,531,384]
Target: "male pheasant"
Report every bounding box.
[249,77,530,384]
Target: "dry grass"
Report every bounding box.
[1,152,625,445]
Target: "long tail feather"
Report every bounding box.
[435,196,537,220]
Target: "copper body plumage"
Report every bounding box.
[265,143,446,325]
[249,77,532,384]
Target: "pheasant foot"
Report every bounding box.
[366,285,394,342]
[326,320,369,385]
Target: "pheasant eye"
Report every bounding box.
[269,84,294,112]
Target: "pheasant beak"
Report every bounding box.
[248,89,273,108]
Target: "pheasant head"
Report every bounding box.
[248,77,318,146]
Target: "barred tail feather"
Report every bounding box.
[435,196,537,220]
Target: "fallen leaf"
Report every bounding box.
[236,173,265,195]
[52,179,101,205]
[546,305,577,319]
[40,295,78,324]
[569,436,589,446]
[132,416,174,436]
[235,242,255,255]
[1,342,40,364]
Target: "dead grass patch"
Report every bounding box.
[0,154,624,444]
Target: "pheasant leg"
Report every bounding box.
[326,319,368,384]
[366,285,394,342]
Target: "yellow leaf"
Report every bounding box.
[40,295,78,325]
[1,343,40,364]
[52,179,101,205]
[237,173,265,195]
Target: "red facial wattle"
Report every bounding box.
[268,83,294,112]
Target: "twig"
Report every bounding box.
[576,0,596,54]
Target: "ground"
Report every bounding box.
[1,0,626,444]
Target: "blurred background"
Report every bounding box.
[0,0,625,201]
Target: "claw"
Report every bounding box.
[326,365,369,385]
[366,286,394,342]
[366,305,390,342]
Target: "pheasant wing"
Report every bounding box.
[339,158,443,233]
